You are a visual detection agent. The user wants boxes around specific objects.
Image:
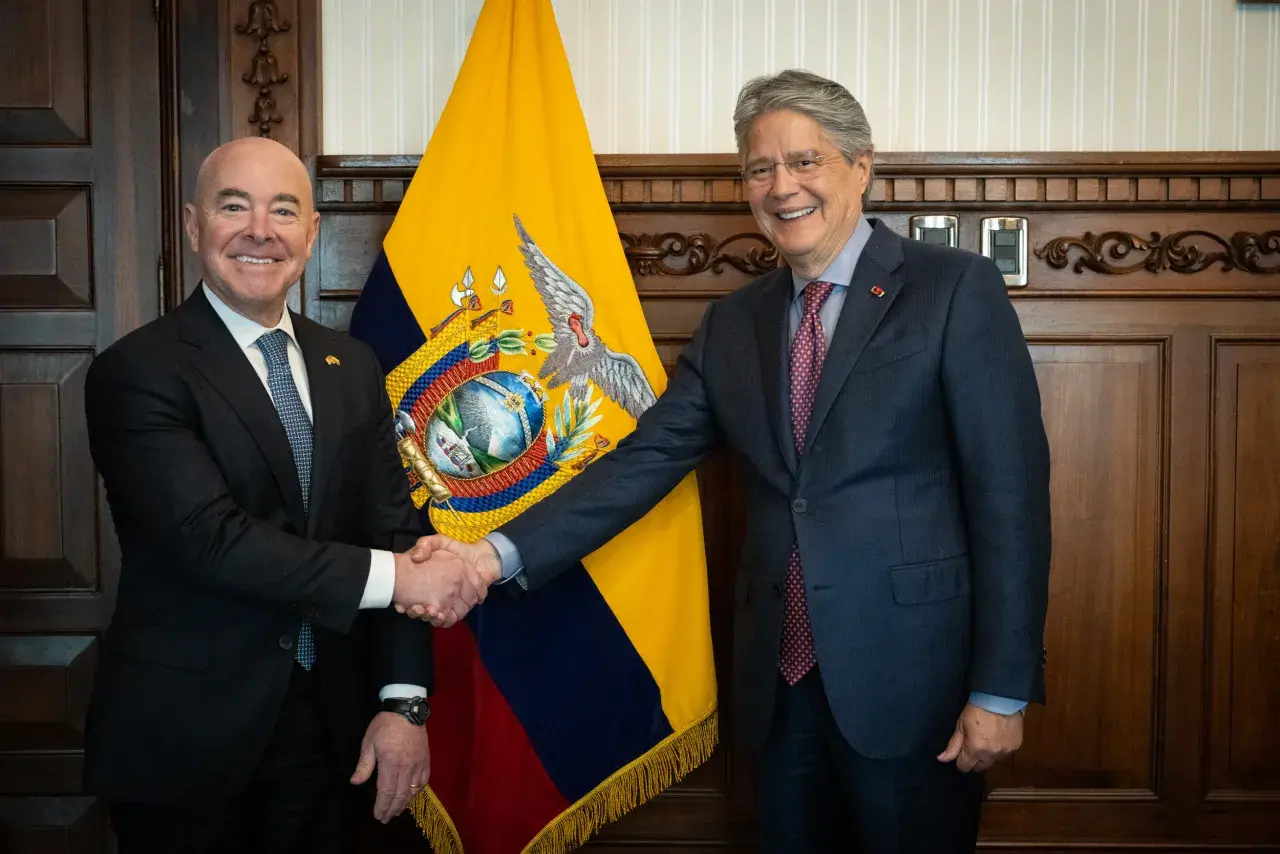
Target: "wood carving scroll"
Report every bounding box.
[1035,230,1280,275]
[620,232,779,276]
[236,1,292,137]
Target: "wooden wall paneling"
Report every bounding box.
[0,0,162,851]
[309,152,1280,852]
[1208,340,1280,800]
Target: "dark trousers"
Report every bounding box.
[756,670,984,854]
[108,663,358,854]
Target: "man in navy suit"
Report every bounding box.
[420,69,1052,852]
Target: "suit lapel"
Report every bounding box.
[294,320,345,537]
[752,268,798,472]
[804,222,906,455]
[178,288,308,533]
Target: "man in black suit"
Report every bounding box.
[419,70,1052,852]
[84,137,484,853]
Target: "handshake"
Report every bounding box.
[390,536,502,627]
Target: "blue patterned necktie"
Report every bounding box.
[256,329,316,670]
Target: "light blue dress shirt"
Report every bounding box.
[486,216,1025,716]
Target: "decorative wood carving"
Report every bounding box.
[235,1,291,137]
[619,232,779,276]
[1036,230,1280,275]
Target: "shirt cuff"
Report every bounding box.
[360,549,396,609]
[969,692,1027,716]
[379,683,428,701]
[483,532,527,589]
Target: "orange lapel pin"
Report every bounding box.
[325,355,340,366]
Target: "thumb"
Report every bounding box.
[350,739,377,785]
[937,727,964,762]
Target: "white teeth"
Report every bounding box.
[235,255,276,265]
[778,207,816,220]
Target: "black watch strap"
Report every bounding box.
[381,696,430,726]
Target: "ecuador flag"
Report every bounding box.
[347,0,718,851]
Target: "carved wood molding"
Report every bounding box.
[236,1,291,138]
[1035,231,1280,275]
[619,232,778,277]
[314,153,1280,213]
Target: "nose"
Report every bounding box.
[768,163,800,198]
[244,205,273,242]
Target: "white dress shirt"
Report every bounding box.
[204,285,424,701]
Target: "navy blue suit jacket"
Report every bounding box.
[498,218,1052,757]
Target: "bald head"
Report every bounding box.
[184,136,320,326]
[193,136,314,212]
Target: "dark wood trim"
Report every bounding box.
[296,0,322,160]
[316,151,1280,178]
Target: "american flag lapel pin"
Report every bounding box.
[325,355,341,366]
[870,285,885,298]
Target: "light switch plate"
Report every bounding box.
[910,215,958,247]
[981,216,1029,287]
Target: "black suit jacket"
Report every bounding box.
[499,219,1052,757]
[82,286,429,804]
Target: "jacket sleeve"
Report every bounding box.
[357,347,434,694]
[940,255,1052,704]
[85,344,369,634]
[497,301,724,591]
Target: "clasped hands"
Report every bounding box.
[391,535,502,627]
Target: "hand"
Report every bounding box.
[936,702,1024,773]
[391,545,486,628]
[350,711,430,823]
[402,536,502,625]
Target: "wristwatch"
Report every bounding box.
[381,696,430,726]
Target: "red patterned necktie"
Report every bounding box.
[779,280,835,685]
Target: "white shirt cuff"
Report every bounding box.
[360,549,396,609]
[380,683,428,700]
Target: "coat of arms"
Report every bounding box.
[385,215,657,539]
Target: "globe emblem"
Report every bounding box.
[426,371,545,480]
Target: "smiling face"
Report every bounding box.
[183,137,320,326]
[742,109,872,278]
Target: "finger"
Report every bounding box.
[406,604,426,619]
[394,604,407,614]
[957,743,987,773]
[936,728,964,762]
[350,739,377,785]
[373,765,398,822]
[386,767,414,820]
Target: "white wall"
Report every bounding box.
[321,0,1280,154]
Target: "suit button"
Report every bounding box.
[279,635,294,650]
[792,498,808,514]
[771,581,784,598]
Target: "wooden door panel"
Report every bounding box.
[0,351,96,591]
[0,0,88,144]
[0,0,159,850]
[0,188,93,309]
[1209,341,1280,799]
[987,342,1164,797]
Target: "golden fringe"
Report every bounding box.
[410,707,719,854]
[524,707,718,854]
[411,785,464,854]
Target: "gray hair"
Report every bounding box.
[732,69,875,202]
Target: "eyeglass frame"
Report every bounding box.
[739,149,846,187]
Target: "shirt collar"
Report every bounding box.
[790,214,874,301]
[201,281,299,353]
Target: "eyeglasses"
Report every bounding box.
[740,151,838,187]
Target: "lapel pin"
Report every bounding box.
[870,285,885,298]
[325,355,340,366]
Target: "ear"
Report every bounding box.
[304,210,320,259]
[182,203,200,252]
[852,151,874,197]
